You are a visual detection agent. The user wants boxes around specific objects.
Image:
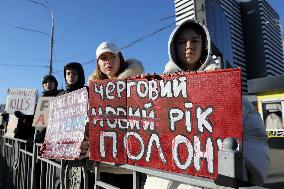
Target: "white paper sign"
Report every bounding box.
[5,88,37,115]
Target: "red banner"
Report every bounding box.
[88,68,242,178]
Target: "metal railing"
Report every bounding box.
[0,130,253,189]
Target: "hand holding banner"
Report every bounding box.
[88,68,243,179]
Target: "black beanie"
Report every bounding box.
[42,75,58,89]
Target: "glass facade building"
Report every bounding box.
[174,0,284,94]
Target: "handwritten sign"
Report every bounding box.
[88,69,243,179]
[42,88,88,159]
[4,114,18,138]
[5,88,37,115]
[33,97,54,127]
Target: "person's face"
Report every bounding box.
[43,79,56,91]
[66,69,79,85]
[98,52,120,79]
[175,28,203,71]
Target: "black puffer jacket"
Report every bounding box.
[14,111,34,141]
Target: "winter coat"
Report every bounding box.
[144,20,270,189]
[88,58,144,81]
[14,111,34,140]
[88,58,144,177]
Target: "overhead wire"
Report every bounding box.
[0,55,49,62]
[0,63,49,68]
[8,2,175,72]
[15,26,50,36]
[111,14,175,42]
[20,0,174,64]
[53,58,96,73]
[59,14,175,60]
[52,21,174,73]
[121,22,175,50]
[56,0,107,40]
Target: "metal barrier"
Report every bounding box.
[0,134,33,189]
[0,131,255,189]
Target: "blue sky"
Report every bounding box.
[0,0,283,104]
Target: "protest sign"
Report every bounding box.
[5,88,37,115]
[42,88,88,159]
[4,114,18,138]
[88,68,243,179]
[33,97,54,127]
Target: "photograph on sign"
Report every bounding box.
[88,68,243,179]
[4,88,37,115]
[41,88,88,159]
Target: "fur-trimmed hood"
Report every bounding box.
[164,19,217,73]
[88,58,144,81]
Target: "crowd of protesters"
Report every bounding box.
[0,19,270,189]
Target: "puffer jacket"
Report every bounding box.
[88,58,144,176]
[144,20,270,189]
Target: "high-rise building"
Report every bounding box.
[174,0,284,94]
[240,0,284,79]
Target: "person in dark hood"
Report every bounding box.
[144,20,270,189]
[41,74,61,97]
[35,74,61,143]
[55,62,88,154]
[58,62,85,95]
[164,19,216,73]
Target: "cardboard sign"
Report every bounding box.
[42,88,88,159]
[4,114,18,138]
[33,97,54,127]
[5,88,37,115]
[88,69,243,179]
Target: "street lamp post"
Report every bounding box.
[29,0,54,75]
[49,10,54,75]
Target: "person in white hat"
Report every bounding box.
[89,42,144,80]
[88,42,144,189]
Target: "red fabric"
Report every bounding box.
[88,68,242,179]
